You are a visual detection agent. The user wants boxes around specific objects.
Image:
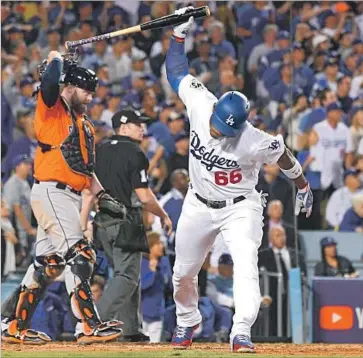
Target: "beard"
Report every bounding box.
[70,91,87,115]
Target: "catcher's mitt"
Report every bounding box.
[97,190,127,219]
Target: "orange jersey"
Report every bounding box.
[33,91,95,191]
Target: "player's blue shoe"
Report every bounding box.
[231,335,255,353]
[171,324,198,349]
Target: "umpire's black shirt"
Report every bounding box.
[95,135,149,208]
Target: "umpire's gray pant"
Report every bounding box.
[96,226,142,336]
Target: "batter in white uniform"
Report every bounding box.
[165,7,313,353]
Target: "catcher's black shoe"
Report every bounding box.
[2,328,51,345]
[121,332,150,343]
[76,321,123,345]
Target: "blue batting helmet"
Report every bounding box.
[211,91,250,137]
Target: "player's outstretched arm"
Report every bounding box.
[40,51,63,107]
[165,6,194,93]
[277,147,313,217]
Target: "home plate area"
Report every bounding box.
[2,343,363,358]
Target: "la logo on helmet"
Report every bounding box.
[226,114,234,126]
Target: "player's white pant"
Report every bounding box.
[173,189,263,339]
[142,320,163,343]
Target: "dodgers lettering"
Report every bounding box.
[190,131,239,171]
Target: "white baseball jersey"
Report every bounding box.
[311,119,351,189]
[178,75,285,200]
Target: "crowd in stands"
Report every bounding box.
[1,0,363,342]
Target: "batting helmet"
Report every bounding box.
[63,67,98,92]
[211,91,250,137]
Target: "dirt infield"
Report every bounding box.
[2,342,363,357]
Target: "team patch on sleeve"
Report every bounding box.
[190,78,204,91]
[268,139,280,151]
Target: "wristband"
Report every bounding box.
[280,160,303,179]
[172,34,185,43]
[96,190,105,199]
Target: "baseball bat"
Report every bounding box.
[65,6,210,51]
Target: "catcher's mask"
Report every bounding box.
[63,67,98,93]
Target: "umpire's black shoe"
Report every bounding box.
[121,332,150,342]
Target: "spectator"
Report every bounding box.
[262,200,300,249]
[236,1,270,67]
[345,106,363,168]
[150,31,170,78]
[104,37,132,82]
[3,154,35,264]
[247,24,278,74]
[310,102,351,196]
[165,111,184,137]
[91,281,105,304]
[326,169,362,229]
[339,191,363,232]
[336,75,353,113]
[206,253,234,310]
[1,199,17,279]
[208,20,236,59]
[315,56,342,93]
[258,225,306,337]
[168,133,189,174]
[40,28,63,58]
[81,40,110,71]
[257,163,294,225]
[297,130,323,230]
[152,169,189,266]
[282,89,309,152]
[99,92,121,128]
[189,36,218,84]
[341,51,358,77]
[133,15,157,56]
[30,282,75,341]
[141,231,172,343]
[297,88,336,150]
[258,30,290,80]
[87,98,105,123]
[314,237,359,277]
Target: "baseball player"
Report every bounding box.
[165,7,313,353]
[2,51,124,345]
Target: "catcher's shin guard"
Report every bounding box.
[69,241,122,343]
[3,254,65,344]
[3,286,51,345]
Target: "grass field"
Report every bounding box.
[2,343,362,358]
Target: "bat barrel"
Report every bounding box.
[140,6,210,32]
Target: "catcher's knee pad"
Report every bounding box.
[70,240,96,281]
[34,254,66,286]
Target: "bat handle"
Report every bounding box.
[65,32,112,51]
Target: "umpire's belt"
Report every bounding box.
[195,192,246,209]
[34,179,82,196]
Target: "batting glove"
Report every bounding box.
[294,183,313,217]
[173,6,194,39]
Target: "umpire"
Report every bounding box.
[94,109,172,341]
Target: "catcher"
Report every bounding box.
[2,51,125,345]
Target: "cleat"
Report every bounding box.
[231,334,255,353]
[2,328,51,345]
[171,324,198,350]
[76,321,122,345]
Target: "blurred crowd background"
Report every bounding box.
[1,0,363,343]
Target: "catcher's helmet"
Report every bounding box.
[211,91,250,137]
[63,67,98,92]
